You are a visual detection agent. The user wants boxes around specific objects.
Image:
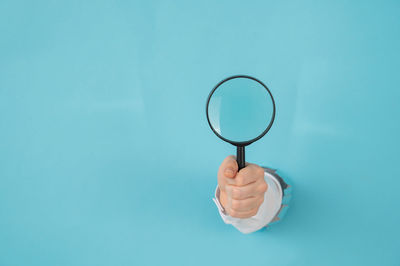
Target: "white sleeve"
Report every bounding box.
[213,170,284,234]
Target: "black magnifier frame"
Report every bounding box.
[205,75,276,170]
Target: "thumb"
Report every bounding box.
[219,155,238,179]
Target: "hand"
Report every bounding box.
[218,155,268,218]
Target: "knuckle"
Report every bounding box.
[229,210,238,217]
[227,155,236,161]
[256,167,265,177]
[219,156,236,171]
[225,156,238,167]
[222,155,232,164]
[260,182,268,192]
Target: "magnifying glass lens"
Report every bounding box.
[207,78,274,143]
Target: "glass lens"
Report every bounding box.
[207,77,274,143]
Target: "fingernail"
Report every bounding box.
[225,168,234,176]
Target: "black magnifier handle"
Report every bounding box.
[236,146,246,170]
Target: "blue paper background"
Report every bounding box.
[1,1,399,265]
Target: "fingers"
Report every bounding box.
[223,181,267,218]
[226,178,268,200]
[228,197,265,218]
[231,196,264,212]
[218,155,238,179]
[217,158,267,219]
[235,164,265,186]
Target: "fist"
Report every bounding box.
[218,155,268,218]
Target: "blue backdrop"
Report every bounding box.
[1,1,399,265]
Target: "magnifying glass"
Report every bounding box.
[206,75,276,170]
